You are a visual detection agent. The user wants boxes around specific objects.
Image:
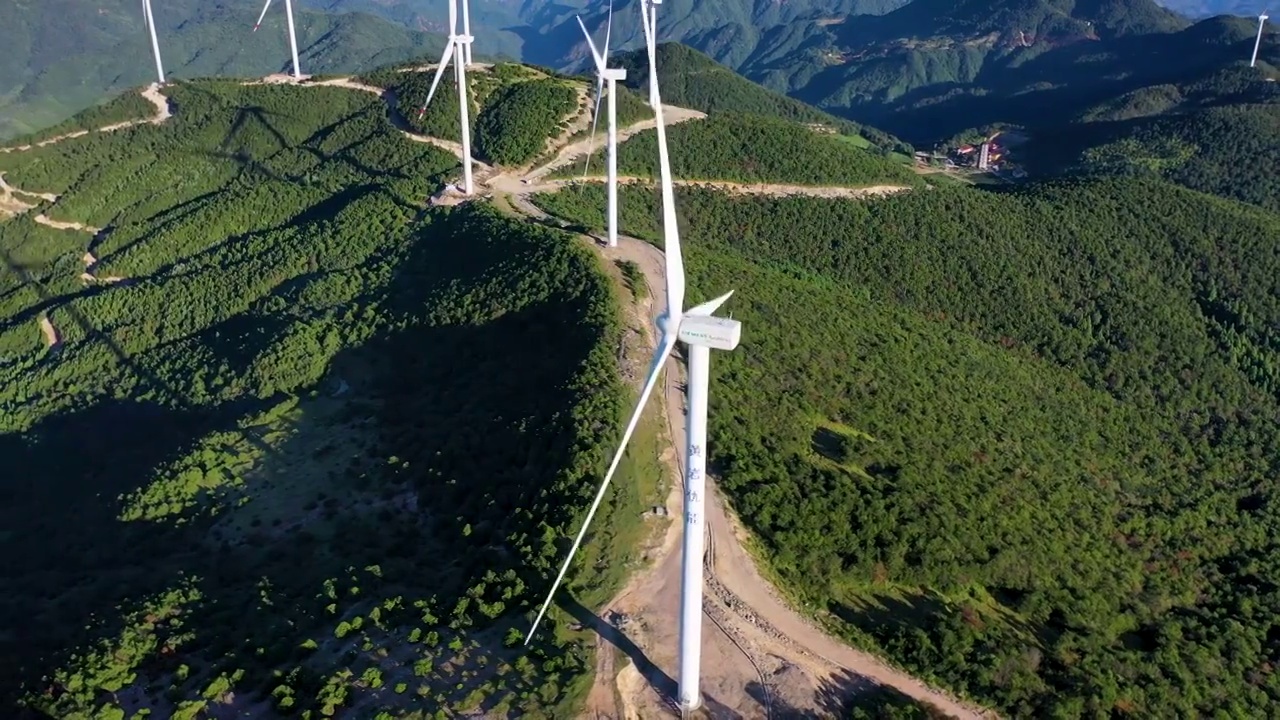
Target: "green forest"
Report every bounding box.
[551,112,921,187]
[535,178,1280,717]
[474,79,578,166]
[0,79,664,718]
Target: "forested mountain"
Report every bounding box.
[741,0,1276,142]
[536,174,1280,717]
[0,0,445,140]
[1025,65,1280,210]
[0,77,652,718]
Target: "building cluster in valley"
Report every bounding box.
[915,130,1029,180]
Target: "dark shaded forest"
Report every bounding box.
[535,178,1280,717]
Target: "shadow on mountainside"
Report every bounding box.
[3,206,623,716]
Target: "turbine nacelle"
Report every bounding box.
[679,315,741,351]
[602,68,627,81]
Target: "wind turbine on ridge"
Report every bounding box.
[576,4,626,248]
[639,0,662,107]
[524,13,743,713]
[141,0,166,85]
[418,0,476,195]
[1252,10,1270,68]
[252,0,304,79]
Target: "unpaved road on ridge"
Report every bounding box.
[581,230,995,720]
[0,82,171,155]
[513,175,912,200]
[526,105,707,181]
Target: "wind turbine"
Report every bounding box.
[141,0,166,85]
[253,0,304,79]
[577,6,626,248]
[523,17,743,713]
[639,0,663,107]
[1253,10,1270,68]
[418,0,475,195]
[461,0,474,66]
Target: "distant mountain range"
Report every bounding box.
[1155,0,1269,18]
[5,0,1276,143]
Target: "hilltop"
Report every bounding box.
[0,0,446,141]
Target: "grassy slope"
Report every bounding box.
[614,43,913,153]
[533,179,1280,717]
[551,112,921,187]
[0,1,446,141]
[0,80,652,718]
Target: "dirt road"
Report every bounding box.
[518,175,913,200]
[0,82,171,154]
[525,106,707,182]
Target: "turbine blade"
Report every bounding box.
[581,77,604,181]
[650,61,685,318]
[419,40,456,117]
[639,0,651,46]
[686,290,734,317]
[448,0,458,36]
[253,0,273,31]
[603,0,614,63]
[525,332,679,645]
[575,15,606,72]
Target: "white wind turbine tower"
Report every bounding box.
[418,0,475,194]
[639,0,663,107]
[1252,10,1270,68]
[253,0,304,79]
[141,0,166,85]
[576,5,626,248]
[461,0,474,66]
[524,17,743,713]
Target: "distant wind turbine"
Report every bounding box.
[142,0,166,85]
[577,5,626,248]
[639,0,662,107]
[523,14,743,713]
[1253,10,1270,68]
[418,0,475,195]
[253,0,303,79]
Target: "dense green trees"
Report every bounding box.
[554,112,921,187]
[475,80,577,166]
[1036,102,1280,212]
[535,177,1280,716]
[0,79,643,718]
